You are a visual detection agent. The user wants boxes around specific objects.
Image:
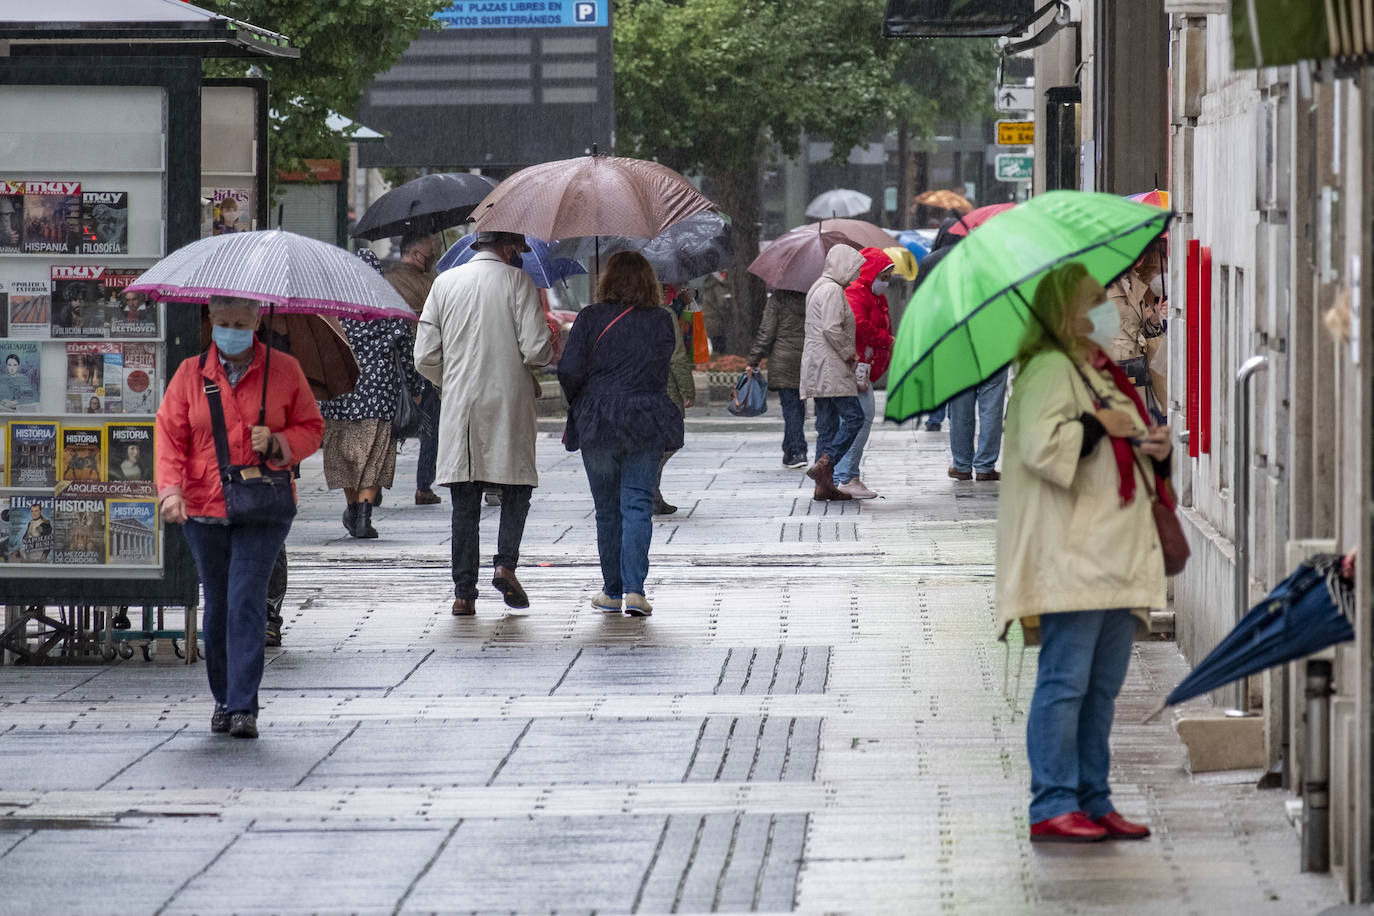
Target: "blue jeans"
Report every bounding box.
[416,383,440,492]
[581,447,660,596]
[948,367,1008,473]
[833,386,875,484]
[1027,608,1136,823]
[183,519,292,715]
[813,396,864,465]
[778,388,807,461]
[924,404,946,428]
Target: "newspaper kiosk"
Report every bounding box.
[0,1,294,663]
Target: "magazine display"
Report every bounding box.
[60,426,103,481]
[52,496,106,564]
[7,494,53,562]
[210,188,251,235]
[105,421,153,484]
[0,181,22,254]
[102,346,123,414]
[107,498,158,565]
[121,343,158,414]
[22,181,82,254]
[66,342,110,413]
[56,479,155,499]
[7,420,58,486]
[50,264,110,338]
[107,281,157,338]
[79,191,129,255]
[0,341,41,412]
[2,270,52,339]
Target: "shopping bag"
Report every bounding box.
[728,369,767,417]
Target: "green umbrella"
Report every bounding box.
[884,191,1171,422]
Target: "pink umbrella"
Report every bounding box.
[946,202,1017,238]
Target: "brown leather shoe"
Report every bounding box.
[415,489,442,505]
[805,454,832,481]
[975,470,1001,482]
[451,597,476,616]
[807,455,851,501]
[1093,812,1150,839]
[948,466,973,481]
[491,566,530,609]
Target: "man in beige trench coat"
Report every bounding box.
[415,231,552,616]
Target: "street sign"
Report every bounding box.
[995,85,1034,112]
[995,154,1033,182]
[996,120,1035,145]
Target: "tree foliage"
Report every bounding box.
[200,0,447,187]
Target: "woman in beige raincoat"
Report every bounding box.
[997,262,1173,844]
[798,244,865,501]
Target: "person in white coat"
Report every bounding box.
[415,231,552,617]
[799,244,865,501]
[997,261,1173,844]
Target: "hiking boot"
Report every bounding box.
[492,566,529,609]
[265,612,283,648]
[591,591,623,613]
[808,456,851,501]
[415,489,442,505]
[837,479,877,499]
[210,704,231,734]
[451,597,476,616]
[947,466,973,481]
[229,713,258,739]
[624,593,654,617]
[975,470,1001,481]
[355,501,379,539]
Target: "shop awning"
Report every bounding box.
[0,0,298,58]
[1230,0,1342,69]
[883,0,1036,38]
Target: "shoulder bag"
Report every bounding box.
[391,345,422,439]
[201,352,297,526]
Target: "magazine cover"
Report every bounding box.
[210,188,251,235]
[79,191,128,255]
[0,181,22,254]
[8,421,58,487]
[105,421,153,484]
[52,496,106,564]
[107,498,158,565]
[106,275,157,338]
[0,341,41,413]
[60,426,102,481]
[2,270,52,339]
[7,494,53,562]
[50,265,110,338]
[65,341,113,414]
[55,478,155,499]
[121,343,158,414]
[102,346,123,414]
[0,421,6,484]
[22,180,82,254]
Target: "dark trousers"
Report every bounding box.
[446,481,532,600]
[416,384,440,492]
[183,519,292,715]
[778,388,807,460]
[813,395,864,465]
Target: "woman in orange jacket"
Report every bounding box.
[156,295,325,739]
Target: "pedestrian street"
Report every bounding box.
[0,404,1346,914]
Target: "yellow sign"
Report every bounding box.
[996,120,1034,145]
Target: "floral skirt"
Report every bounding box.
[322,418,397,490]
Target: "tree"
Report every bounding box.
[613,0,995,352]
[200,0,447,197]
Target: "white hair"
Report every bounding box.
[208,295,262,316]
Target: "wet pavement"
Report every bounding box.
[0,402,1347,914]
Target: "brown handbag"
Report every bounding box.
[1134,454,1189,576]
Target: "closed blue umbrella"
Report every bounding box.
[1151,555,1355,717]
[437,232,585,289]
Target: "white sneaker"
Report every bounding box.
[591,591,622,613]
[624,593,654,617]
[837,479,877,499]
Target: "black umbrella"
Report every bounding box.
[1145,554,1355,721]
[351,172,498,241]
[551,211,732,286]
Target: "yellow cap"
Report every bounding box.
[883,246,919,282]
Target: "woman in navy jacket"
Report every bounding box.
[558,252,684,617]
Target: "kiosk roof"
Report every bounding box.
[1,0,298,58]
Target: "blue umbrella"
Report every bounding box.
[1153,555,1355,716]
[893,230,933,264]
[436,232,586,288]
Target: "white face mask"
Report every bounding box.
[1084,301,1121,349]
[1148,274,1163,297]
[871,279,890,295]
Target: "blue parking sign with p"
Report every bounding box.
[574,2,598,23]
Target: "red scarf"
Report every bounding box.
[1088,349,1173,510]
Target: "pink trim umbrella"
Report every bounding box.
[126,229,417,321]
[946,202,1017,238]
[1127,189,1170,209]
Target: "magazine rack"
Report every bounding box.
[0,13,290,664]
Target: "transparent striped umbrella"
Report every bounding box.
[126,229,416,321]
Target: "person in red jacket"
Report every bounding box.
[833,247,895,499]
[156,296,325,739]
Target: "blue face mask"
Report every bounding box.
[212,325,255,356]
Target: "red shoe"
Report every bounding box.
[1093,812,1150,839]
[1029,811,1107,843]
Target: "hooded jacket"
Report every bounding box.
[799,245,864,399]
[845,247,895,381]
[746,288,806,390]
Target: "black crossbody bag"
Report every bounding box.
[200,352,296,525]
